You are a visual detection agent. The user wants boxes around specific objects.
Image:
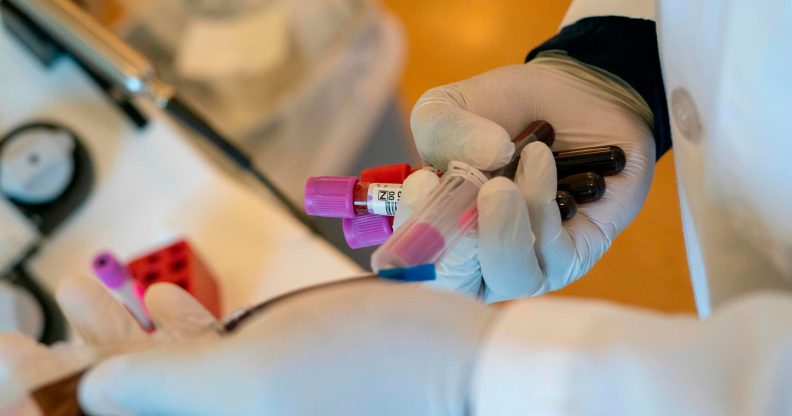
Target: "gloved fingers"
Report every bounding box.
[539,68,657,237]
[56,275,147,345]
[0,334,95,400]
[411,68,538,171]
[515,142,563,249]
[514,130,654,292]
[411,63,618,172]
[427,234,484,299]
[0,333,46,407]
[144,283,217,339]
[1,396,39,415]
[514,142,606,292]
[0,333,52,393]
[79,340,220,416]
[0,333,49,372]
[393,169,440,229]
[477,177,547,302]
[395,170,483,298]
[504,62,651,152]
[570,136,655,239]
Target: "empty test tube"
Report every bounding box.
[554,145,626,178]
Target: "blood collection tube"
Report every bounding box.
[342,163,412,248]
[370,173,581,271]
[514,120,555,147]
[495,120,555,179]
[494,122,604,204]
[371,161,486,271]
[306,122,554,219]
[306,175,598,218]
[92,252,155,332]
[557,172,606,203]
[556,191,577,221]
[554,145,626,178]
[306,121,623,252]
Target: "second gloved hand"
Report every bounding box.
[0,275,216,412]
[78,280,496,416]
[398,61,656,302]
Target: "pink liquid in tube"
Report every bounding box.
[371,161,486,271]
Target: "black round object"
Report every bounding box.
[555,190,577,221]
[554,145,626,178]
[2,265,68,344]
[0,121,94,345]
[557,172,606,204]
[0,121,94,235]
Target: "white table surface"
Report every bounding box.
[0,30,362,314]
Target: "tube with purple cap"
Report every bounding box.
[92,251,155,332]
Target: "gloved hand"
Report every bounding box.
[0,275,214,412]
[398,61,656,302]
[78,280,496,416]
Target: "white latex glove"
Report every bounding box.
[399,62,655,302]
[78,280,496,416]
[0,275,215,413]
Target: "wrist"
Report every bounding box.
[529,54,653,132]
[526,17,671,159]
[561,0,655,29]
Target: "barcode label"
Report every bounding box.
[367,183,403,216]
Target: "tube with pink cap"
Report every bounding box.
[371,161,487,271]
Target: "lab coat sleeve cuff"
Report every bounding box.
[560,0,655,29]
[526,16,672,159]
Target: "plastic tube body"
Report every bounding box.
[556,191,577,220]
[557,172,606,203]
[308,169,598,220]
[371,162,486,271]
[111,277,154,332]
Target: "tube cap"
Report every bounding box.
[359,163,413,183]
[343,214,393,248]
[377,263,436,282]
[304,176,357,218]
[93,251,130,289]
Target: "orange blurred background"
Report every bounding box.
[383,0,696,313]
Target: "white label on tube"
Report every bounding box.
[367,183,403,216]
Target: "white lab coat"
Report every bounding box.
[471,0,792,414]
